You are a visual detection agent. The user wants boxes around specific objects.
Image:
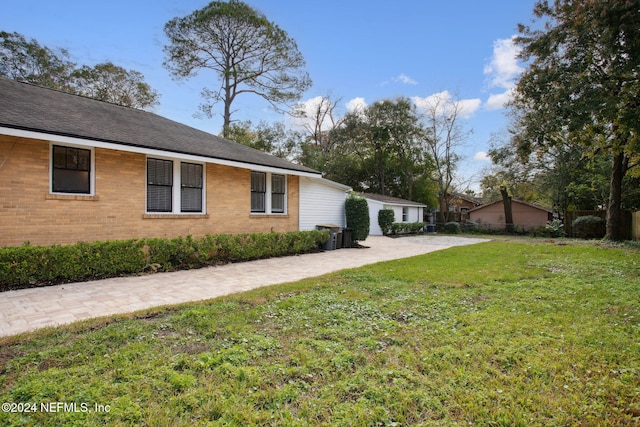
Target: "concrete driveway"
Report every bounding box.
[0,235,489,337]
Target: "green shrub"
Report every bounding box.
[444,222,461,234]
[378,209,395,235]
[0,230,329,291]
[541,219,566,238]
[390,222,426,235]
[572,215,605,239]
[345,194,370,243]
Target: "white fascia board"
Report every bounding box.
[1,126,322,178]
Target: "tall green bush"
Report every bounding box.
[345,194,370,243]
[378,209,395,235]
[572,215,605,239]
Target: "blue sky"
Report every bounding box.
[1,0,538,192]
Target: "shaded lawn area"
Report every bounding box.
[1,240,639,426]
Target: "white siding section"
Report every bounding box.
[366,200,426,235]
[367,199,385,236]
[299,177,350,230]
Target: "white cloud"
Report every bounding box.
[485,88,515,111]
[484,36,523,89]
[474,151,491,161]
[381,73,418,87]
[394,73,418,85]
[412,90,481,119]
[483,36,523,109]
[346,97,367,114]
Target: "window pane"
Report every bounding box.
[251,171,266,192]
[53,170,90,193]
[147,186,172,212]
[251,192,265,212]
[53,146,67,168]
[181,187,202,212]
[181,163,203,188]
[272,174,285,193]
[147,158,173,185]
[272,193,285,213]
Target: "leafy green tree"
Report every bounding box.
[224,120,301,160]
[0,30,75,90]
[511,0,640,240]
[1,31,159,110]
[163,0,312,137]
[328,98,428,201]
[71,62,159,110]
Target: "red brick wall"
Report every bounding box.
[0,135,299,247]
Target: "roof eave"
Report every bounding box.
[0,125,322,178]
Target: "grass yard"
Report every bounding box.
[1,240,639,426]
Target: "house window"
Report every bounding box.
[147,158,173,212]
[251,171,266,213]
[251,171,287,214]
[181,162,203,212]
[271,174,286,213]
[402,207,409,222]
[147,158,205,214]
[52,145,91,194]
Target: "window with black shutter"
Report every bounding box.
[147,158,173,212]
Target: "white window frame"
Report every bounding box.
[146,156,206,214]
[49,142,95,196]
[250,171,287,215]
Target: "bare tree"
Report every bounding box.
[420,92,471,223]
[290,94,343,147]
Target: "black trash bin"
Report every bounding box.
[316,224,340,250]
[341,228,352,248]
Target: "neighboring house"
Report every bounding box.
[299,177,351,230]
[362,193,427,236]
[468,199,553,231]
[432,192,482,223]
[0,78,345,247]
[449,192,482,217]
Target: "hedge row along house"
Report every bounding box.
[0,78,350,247]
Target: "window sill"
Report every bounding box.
[143,213,209,219]
[46,193,99,201]
[250,213,289,218]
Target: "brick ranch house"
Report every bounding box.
[0,78,350,247]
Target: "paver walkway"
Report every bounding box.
[0,235,489,337]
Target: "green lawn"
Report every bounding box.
[1,240,639,426]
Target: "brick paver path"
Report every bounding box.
[0,235,489,337]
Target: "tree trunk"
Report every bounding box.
[437,194,447,224]
[500,186,514,232]
[605,152,626,241]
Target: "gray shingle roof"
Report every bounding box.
[0,78,319,175]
